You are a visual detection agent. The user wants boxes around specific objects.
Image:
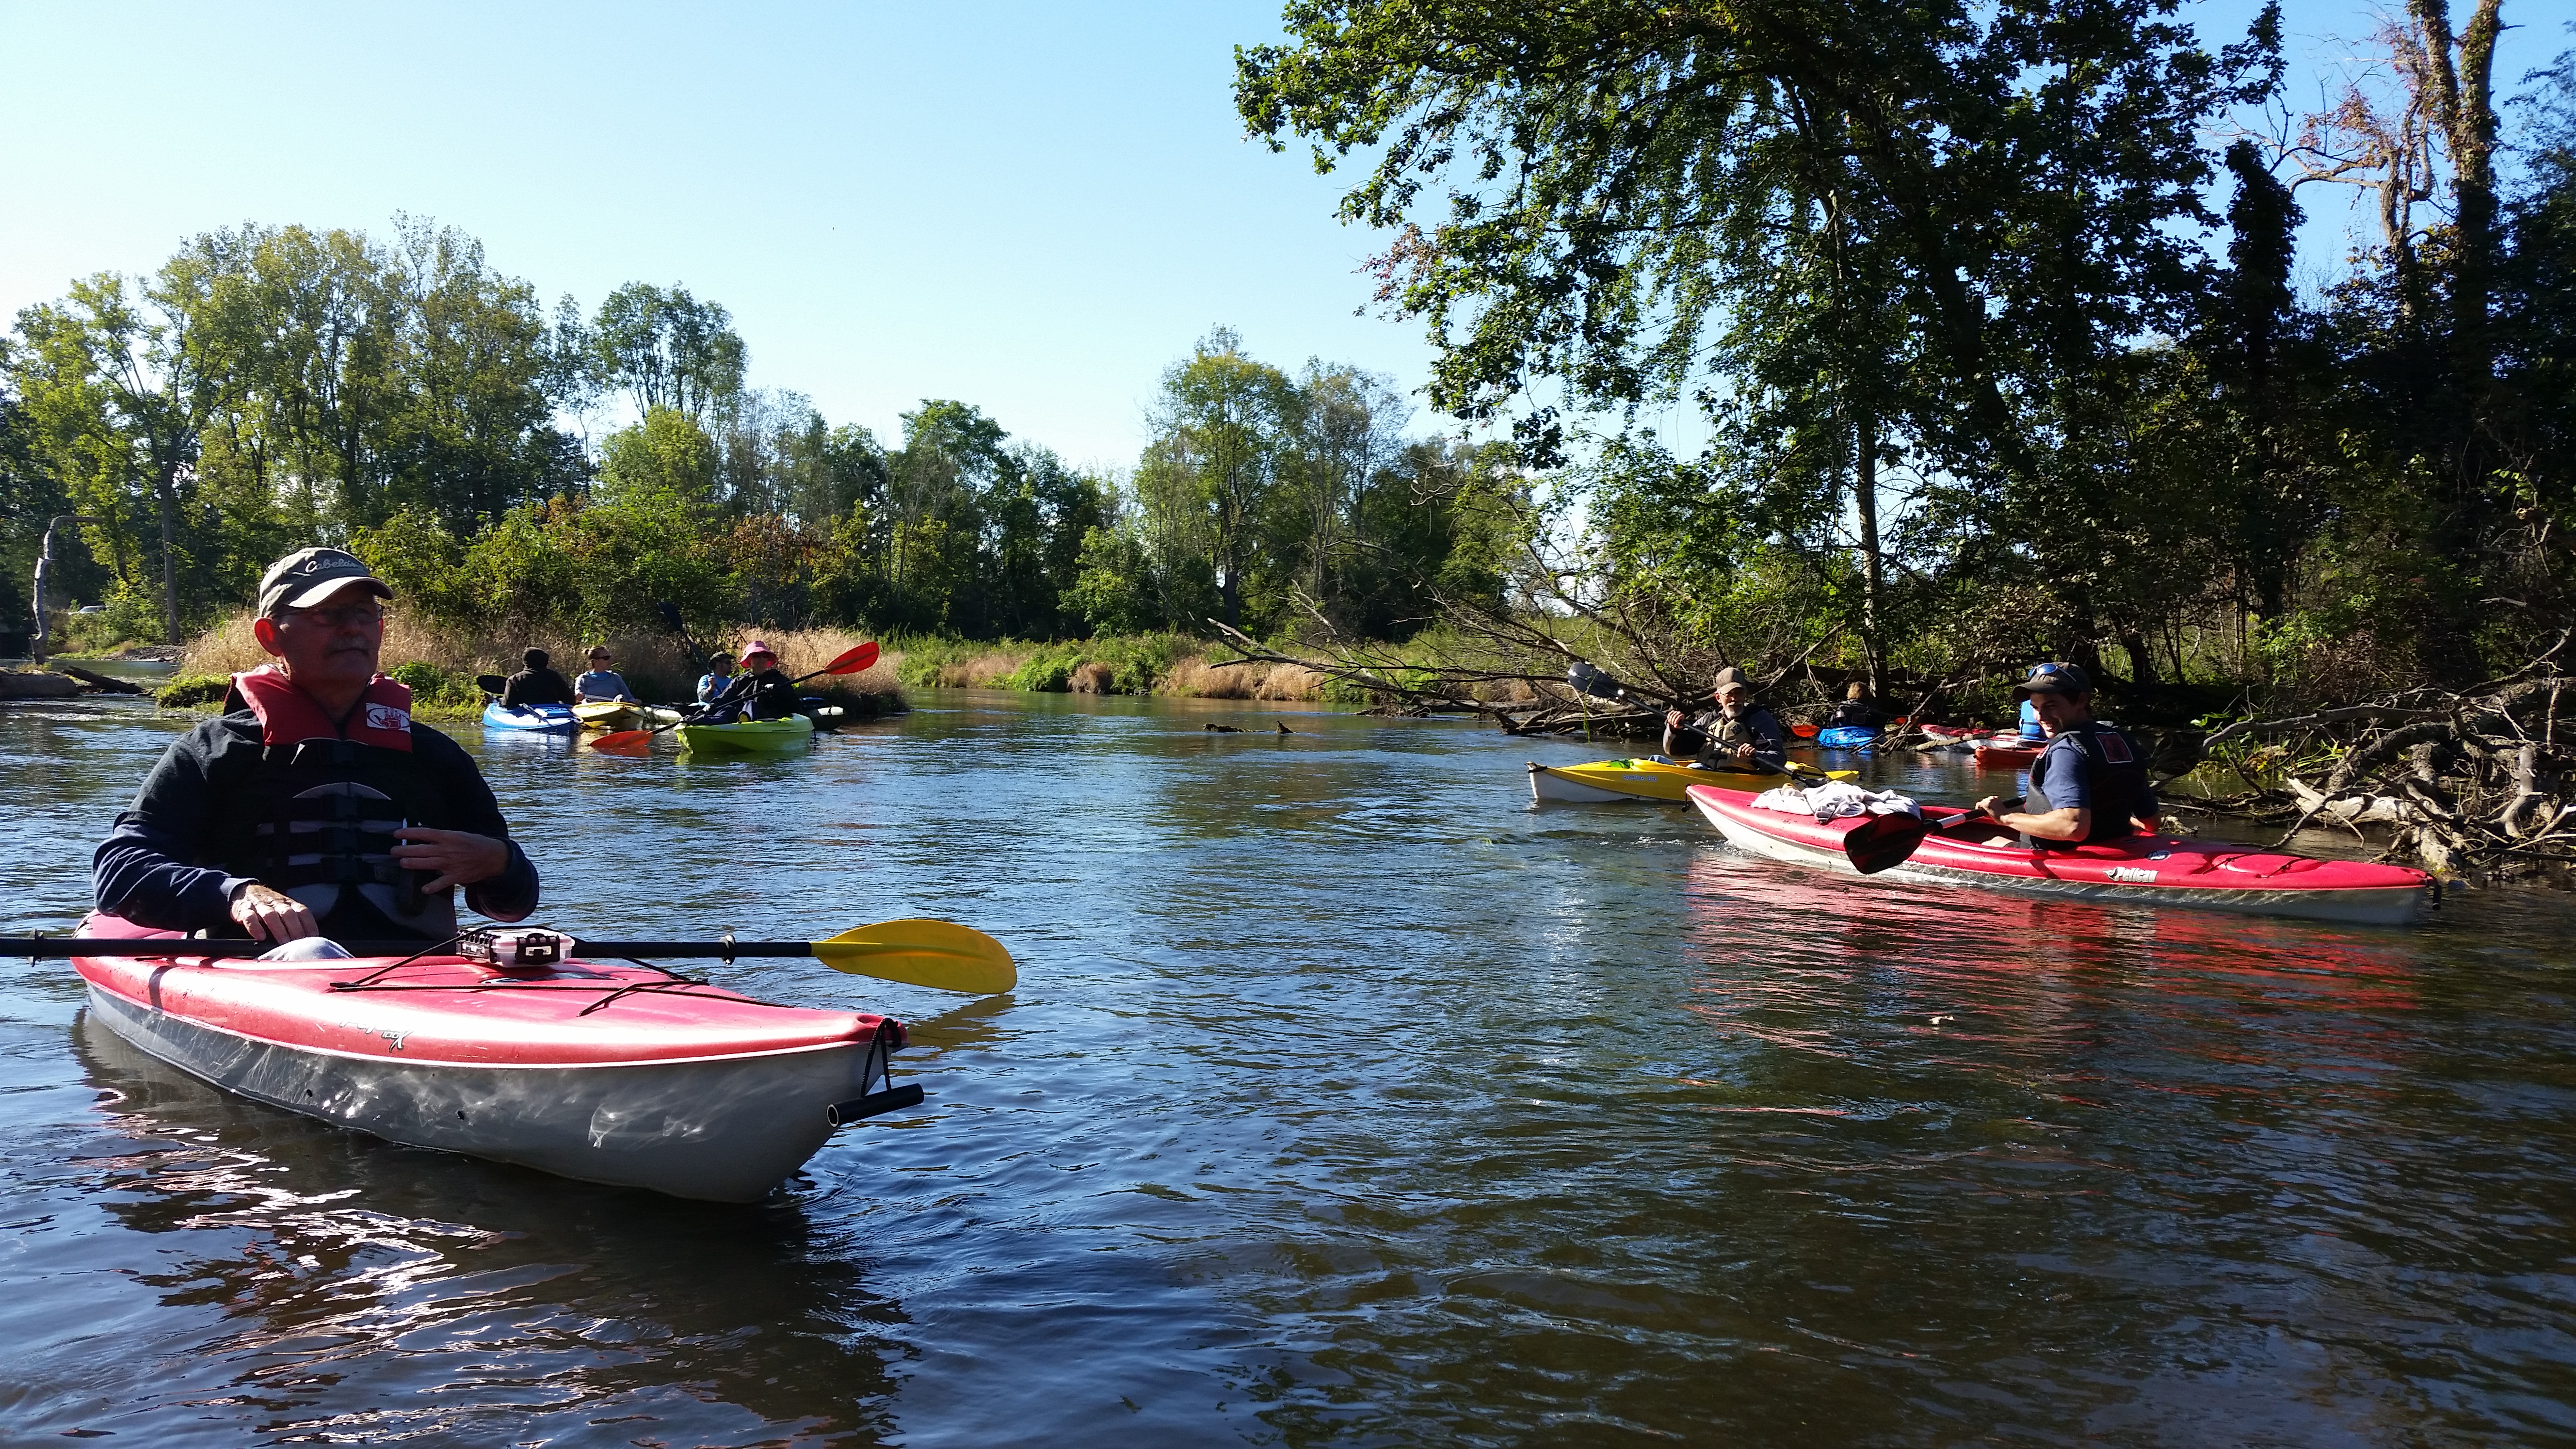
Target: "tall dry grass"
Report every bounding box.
[178,611,903,706]
[1157,657,1329,700]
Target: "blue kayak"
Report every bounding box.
[1816,724,1881,749]
[482,702,578,734]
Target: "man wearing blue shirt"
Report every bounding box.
[1972,662,2157,847]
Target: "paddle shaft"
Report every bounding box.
[9,937,835,961]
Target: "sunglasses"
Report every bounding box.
[285,604,386,628]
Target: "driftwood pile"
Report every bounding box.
[2191,659,2569,879]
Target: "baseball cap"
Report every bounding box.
[2014,661,2091,696]
[257,547,391,617]
[1711,665,1754,695]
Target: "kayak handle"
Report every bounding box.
[825,1083,924,1127]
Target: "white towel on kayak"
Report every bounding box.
[1751,781,1922,820]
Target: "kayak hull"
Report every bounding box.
[482,702,578,734]
[1974,741,2043,769]
[573,701,684,731]
[678,715,817,754]
[1684,785,2432,926]
[71,928,907,1202]
[1817,725,1881,749]
[1529,757,1853,803]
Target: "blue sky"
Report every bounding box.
[0,1,2561,470]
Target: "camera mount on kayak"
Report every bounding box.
[460,927,576,973]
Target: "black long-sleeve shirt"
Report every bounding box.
[94,711,540,933]
[500,667,575,708]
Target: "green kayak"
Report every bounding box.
[677,714,817,755]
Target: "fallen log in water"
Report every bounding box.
[2185,642,2572,879]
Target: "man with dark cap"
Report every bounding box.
[92,547,540,946]
[1971,662,2157,847]
[500,647,576,709]
[1662,665,1787,771]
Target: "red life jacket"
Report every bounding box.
[217,667,452,938]
[231,666,416,751]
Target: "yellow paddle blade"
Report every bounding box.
[812,919,1017,995]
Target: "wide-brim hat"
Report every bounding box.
[257,547,391,616]
[741,639,779,663]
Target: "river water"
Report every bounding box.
[3,687,2573,1446]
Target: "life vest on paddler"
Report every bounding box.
[2023,720,2150,848]
[210,667,457,939]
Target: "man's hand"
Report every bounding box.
[1664,708,1685,730]
[1972,795,2001,816]
[390,827,511,894]
[231,882,318,943]
[1734,742,1756,762]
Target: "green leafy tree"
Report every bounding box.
[590,282,746,421]
[1143,327,1293,628]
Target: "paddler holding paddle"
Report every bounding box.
[92,547,539,946]
[1663,665,1787,771]
[1969,662,2157,847]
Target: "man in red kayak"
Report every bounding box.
[93,547,539,945]
[1663,665,1787,771]
[1971,662,2157,846]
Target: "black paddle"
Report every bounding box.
[657,601,710,676]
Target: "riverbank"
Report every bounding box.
[157,613,907,722]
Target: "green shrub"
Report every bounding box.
[387,660,483,711]
[156,674,231,708]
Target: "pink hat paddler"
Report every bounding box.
[741,639,779,663]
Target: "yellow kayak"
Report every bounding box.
[573,701,685,731]
[1528,755,1855,803]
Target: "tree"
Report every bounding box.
[11,274,206,642]
[1239,0,2284,672]
[1144,328,1293,628]
[589,283,746,420]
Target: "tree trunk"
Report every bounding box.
[155,461,181,644]
[1853,405,1885,698]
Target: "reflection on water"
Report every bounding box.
[3,692,2574,1444]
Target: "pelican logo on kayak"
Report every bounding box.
[2108,866,2157,883]
[340,1019,407,1051]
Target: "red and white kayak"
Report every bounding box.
[1684,786,2433,925]
[1973,739,2043,769]
[72,915,908,1201]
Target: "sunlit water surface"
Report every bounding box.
[3,688,2573,1446]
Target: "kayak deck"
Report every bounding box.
[1530,756,1855,803]
[73,933,907,1201]
[1684,784,2432,925]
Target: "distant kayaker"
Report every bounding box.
[500,647,576,709]
[1825,681,1881,728]
[1663,666,1787,771]
[696,651,738,703]
[702,640,800,722]
[93,547,540,946]
[1971,662,2157,847]
[573,646,639,704]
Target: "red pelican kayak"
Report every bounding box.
[1973,739,2043,769]
[1684,786,2433,925]
[71,915,910,1201]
